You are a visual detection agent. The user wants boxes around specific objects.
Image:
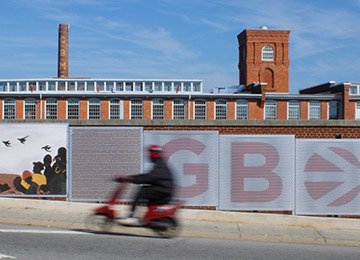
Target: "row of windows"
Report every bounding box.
[0,80,202,93]
[1,98,343,120]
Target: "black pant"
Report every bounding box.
[130,186,171,216]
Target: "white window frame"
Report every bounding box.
[4,98,16,119]
[262,45,274,61]
[67,98,79,119]
[152,99,165,119]
[236,100,248,119]
[288,100,300,120]
[24,98,37,119]
[109,99,122,119]
[194,99,207,119]
[173,99,186,119]
[45,98,58,119]
[350,85,359,95]
[309,101,321,120]
[130,99,143,119]
[88,98,101,119]
[215,99,227,120]
[264,100,277,120]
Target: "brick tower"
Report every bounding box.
[58,24,69,78]
[237,27,290,93]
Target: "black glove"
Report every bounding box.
[113,175,132,183]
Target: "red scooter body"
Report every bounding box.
[86,179,180,237]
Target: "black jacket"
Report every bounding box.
[131,158,174,197]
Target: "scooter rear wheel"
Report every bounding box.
[85,213,112,232]
[152,217,180,238]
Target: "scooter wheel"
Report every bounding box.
[153,217,180,238]
[85,213,112,232]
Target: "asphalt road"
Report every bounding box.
[1,224,360,260]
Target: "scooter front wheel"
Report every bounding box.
[85,213,113,232]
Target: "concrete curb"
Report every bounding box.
[1,197,359,231]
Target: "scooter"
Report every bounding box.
[85,176,180,238]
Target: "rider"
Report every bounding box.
[116,145,174,225]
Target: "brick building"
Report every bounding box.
[0,24,360,121]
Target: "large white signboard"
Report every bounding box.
[296,140,360,215]
[219,135,295,210]
[144,131,218,207]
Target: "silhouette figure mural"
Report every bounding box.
[0,123,68,196]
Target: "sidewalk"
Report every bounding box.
[0,197,359,247]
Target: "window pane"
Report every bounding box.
[183,82,191,92]
[173,99,185,119]
[48,82,56,91]
[4,99,16,119]
[350,86,358,95]
[329,101,340,120]
[25,99,36,119]
[164,82,172,92]
[89,99,100,119]
[193,82,201,92]
[288,100,300,120]
[46,99,58,119]
[194,100,206,119]
[67,99,79,119]
[236,100,248,119]
[154,82,162,92]
[131,99,143,119]
[110,99,121,119]
[309,101,321,120]
[152,99,164,119]
[262,45,274,61]
[134,82,142,91]
[265,100,277,120]
[215,100,227,119]
[87,82,95,91]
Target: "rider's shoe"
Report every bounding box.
[119,217,140,225]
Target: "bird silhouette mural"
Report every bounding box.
[18,135,29,144]
[2,140,11,147]
[42,145,51,152]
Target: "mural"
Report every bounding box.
[0,123,68,196]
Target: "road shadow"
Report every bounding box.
[71,228,176,239]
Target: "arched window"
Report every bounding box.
[309,101,321,120]
[45,99,58,119]
[88,99,101,119]
[262,45,274,61]
[215,100,227,119]
[130,99,143,119]
[109,99,122,119]
[24,98,37,119]
[67,98,79,119]
[264,100,277,120]
[4,98,16,119]
[236,100,248,119]
[173,99,186,119]
[288,100,300,120]
[194,99,206,119]
[152,99,164,119]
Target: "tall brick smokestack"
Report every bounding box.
[58,24,69,78]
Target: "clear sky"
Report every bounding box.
[1,0,360,93]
